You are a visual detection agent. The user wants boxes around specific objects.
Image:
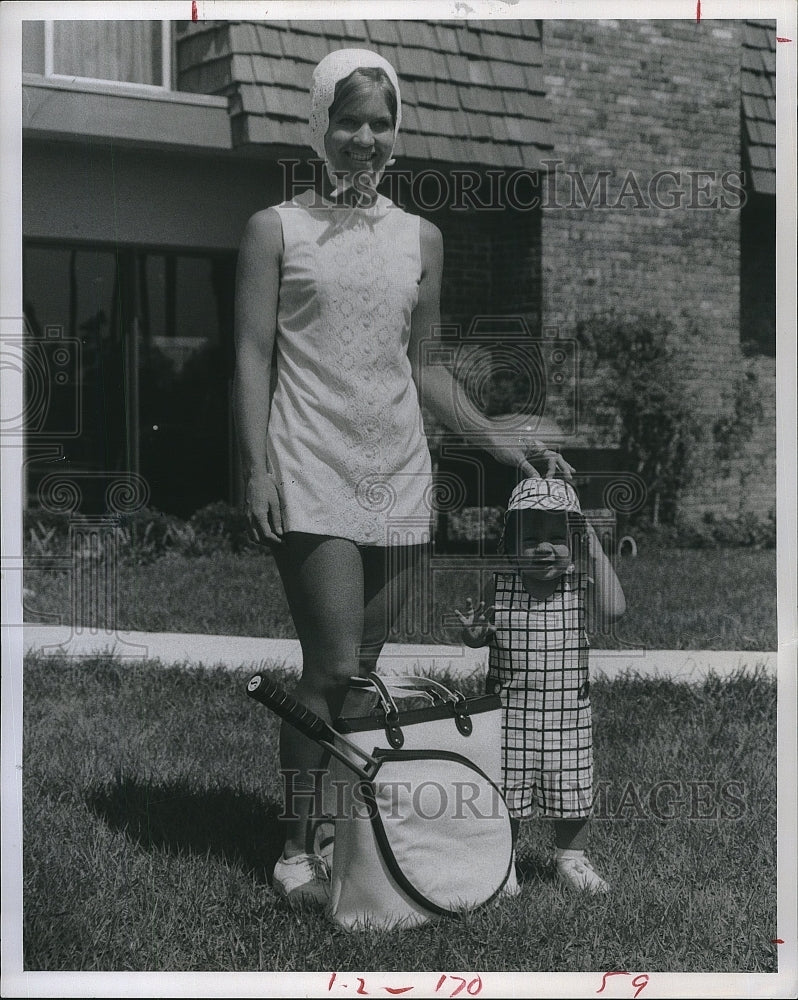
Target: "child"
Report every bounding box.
[455,477,626,894]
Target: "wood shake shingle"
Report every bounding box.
[176,19,552,167]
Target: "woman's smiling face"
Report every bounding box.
[324,83,395,183]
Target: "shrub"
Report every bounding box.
[188,501,255,555]
[442,506,504,544]
[23,501,259,564]
[24,508,72,555]
[629,509,776,550]
[575,312,704,527]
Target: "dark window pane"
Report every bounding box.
[23,245,129,511]
[740,193,776,357]
[137,253,235,516]
[23,244,236,517]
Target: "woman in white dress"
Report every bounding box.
[233,48,572,906]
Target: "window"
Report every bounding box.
[740,192,776,357]
[23,243,237,517]
[22,20,172,90]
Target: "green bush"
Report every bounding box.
[188,501,254,554]
[575,312,704,527]
[443,506,504,544]
[630,509,776,550]
[23,502,258,564]
[23,507,73,554]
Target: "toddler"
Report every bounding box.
[455,477,626,893]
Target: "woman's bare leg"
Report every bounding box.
[271,536,428,856]
[271,534,367,857]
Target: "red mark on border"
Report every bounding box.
[776,37,792,42]
[597,973,649,998]
[772,938,785,943]
[597,972,630,992]
[383,990,414,996]
[696,0,701,24]
[191,0,198,21]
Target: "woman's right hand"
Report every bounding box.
[245,472,283,545]
[454,597,496,648]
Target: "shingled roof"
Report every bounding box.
[741,20,776,196]
[176,20,552,169]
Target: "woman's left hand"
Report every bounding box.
[484,433,575,481]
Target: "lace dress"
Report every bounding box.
[268,190,432,546]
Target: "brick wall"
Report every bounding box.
[418,195,544,448]
[540,19,776,521]
[434,204,541,334]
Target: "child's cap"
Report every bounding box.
[506,476,583,515]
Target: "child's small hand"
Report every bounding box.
[454,597,496,648]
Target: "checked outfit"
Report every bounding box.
[488,569,594,820]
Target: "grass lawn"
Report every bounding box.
[21,654,777,973]
[24,546,776,650]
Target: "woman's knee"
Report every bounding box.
[297,658,358,699]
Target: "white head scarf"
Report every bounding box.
[307,48,402,197]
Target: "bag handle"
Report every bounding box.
[348,674,465,705]
[349,673,474,747]
[373,675,473,738]
[381,675,466,703]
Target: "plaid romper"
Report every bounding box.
[487,570,593,820]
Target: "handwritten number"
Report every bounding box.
[597,972,628,993]
[329,973,337,991]
[596,972,649,998]
[356,978,369,995]
[433,976,483,997]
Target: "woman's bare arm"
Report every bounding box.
[232,208,284,543]
[408,218,573,480]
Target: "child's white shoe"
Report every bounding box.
[555,851,610,894]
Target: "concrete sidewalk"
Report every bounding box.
[20,625,777,682]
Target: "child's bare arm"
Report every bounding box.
[585,522,626,629]
[454,576,497,648]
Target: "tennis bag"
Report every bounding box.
[246,672,516,931]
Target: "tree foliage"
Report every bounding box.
[575,313,704,526]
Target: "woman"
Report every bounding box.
[233,48,573,906]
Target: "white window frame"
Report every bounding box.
[42,20,173,92]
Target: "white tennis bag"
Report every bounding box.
[247,671,516,931]
[325,673,516,930]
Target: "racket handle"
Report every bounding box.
[246,674,329,741]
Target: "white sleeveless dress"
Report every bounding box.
[268,190,433,547]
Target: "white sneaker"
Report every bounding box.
[556,855,610,894]
[273,852,331,907]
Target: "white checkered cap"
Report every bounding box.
[307,48,402,160]
[506,477,583,515]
